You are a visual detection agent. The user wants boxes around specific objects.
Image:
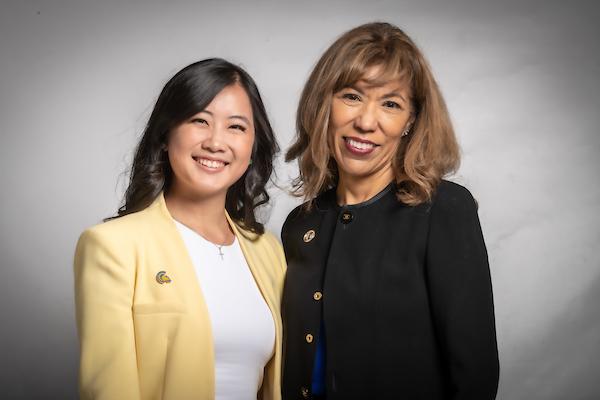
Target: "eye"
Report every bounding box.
[341,92,361,102]
[229,124,247,132]
[382,100,402,110]
[190,117,208,125]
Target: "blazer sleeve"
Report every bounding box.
[425,184,499,400]
[74,228,141,400]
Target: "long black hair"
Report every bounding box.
[113,58,278,234]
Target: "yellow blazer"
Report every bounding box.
[74,194,286,400]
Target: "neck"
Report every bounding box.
[165,188,234,245]
[337,169,394,206]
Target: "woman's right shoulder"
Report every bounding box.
[282,189,333,231]
[281,200,314,235]
[77,209,150,249]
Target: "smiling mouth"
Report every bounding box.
[343,137,378,154]
[192,156,229,170]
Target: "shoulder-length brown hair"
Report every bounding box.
[286,22,459,206]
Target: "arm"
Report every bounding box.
[74,228,141,400]
[425,184,499,399]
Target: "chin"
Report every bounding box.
[337,160,370,177]
[190,181,230,197]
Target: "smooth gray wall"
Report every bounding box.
[1,0,599,399]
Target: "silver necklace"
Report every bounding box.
[215,244,225,260]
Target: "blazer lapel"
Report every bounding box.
[227,213,278,313]
[143,194,210,316]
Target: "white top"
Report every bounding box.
[174,220,275,400]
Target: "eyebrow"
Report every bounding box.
[228,115,251,125]
[348,84,365,95]
[199,110,251,125]
[381,91,407,103]
[348,84,407,103]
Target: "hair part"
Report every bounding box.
[286,22,460,206]
[110,58,278,234]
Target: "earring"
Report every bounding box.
[401,128,410,137]
[248,159,253,166]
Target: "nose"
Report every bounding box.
[354,102,378,133]
[201,126,226,153]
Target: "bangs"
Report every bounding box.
[333,44,415,92]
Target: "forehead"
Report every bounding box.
[336,64,412,94]
[346,65,411,95]
[205,83,251,109]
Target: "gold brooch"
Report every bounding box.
[303,229,316,243]
[156,271,172,284]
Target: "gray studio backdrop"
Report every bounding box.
[1,0,599,399]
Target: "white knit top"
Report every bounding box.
[174,220,275,400]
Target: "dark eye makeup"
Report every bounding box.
[342,92,361,101]
[190,117,208,125]
[229,124,247,132]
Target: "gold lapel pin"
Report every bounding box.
[156,271,172,284]
[303,229,316,243]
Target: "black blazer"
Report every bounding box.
[281,181,499,400]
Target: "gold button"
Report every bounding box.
[303,229,316,242]
[305,333,314,343]
[301,386,309,398]
[313,291,322,301]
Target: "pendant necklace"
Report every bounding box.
[215,244,225,260]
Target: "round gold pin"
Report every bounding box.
[303,229,316,243]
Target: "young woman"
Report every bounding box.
[74,59,285,400]
[282,23,499,399]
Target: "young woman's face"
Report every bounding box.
[329,67,413,186]
[167,83,255,199]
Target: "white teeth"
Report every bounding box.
[198,158,225,169]
[347,138,374,150]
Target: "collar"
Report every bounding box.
[147,192,259,242]
[315,182,396,212]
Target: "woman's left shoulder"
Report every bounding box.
[237,225,286,273]
[255,230,287,285]
[258,230,284,253]
[432,180,479,212]
[236,225,281,250]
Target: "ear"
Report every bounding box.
[402,115,417,137]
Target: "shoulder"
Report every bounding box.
[282,202,307,231]
[431,180,478,214]
[282,190,332,237]
[234,225,286,273]
[256,230,284,255]
[281,202,313,245]
[77,207,153,251]
[426,180,483,233]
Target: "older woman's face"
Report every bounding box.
[329,68,413,187]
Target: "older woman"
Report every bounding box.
[282,23,499,399]
[74,59,285,400]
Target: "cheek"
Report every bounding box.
[166,139,185,166]
[166,149,184,180]
[329,104,351,133]
[385,136,403,154]
[328,117,347,151]
[235,134,255,160]
[327,127,339,159]
[382,121,404,143]
[166,129,187,154]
